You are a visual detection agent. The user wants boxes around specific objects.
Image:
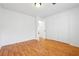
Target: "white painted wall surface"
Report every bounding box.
[45,7,79,47]
[0,7,36,46]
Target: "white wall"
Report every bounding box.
[45,7,79,47]
[0,7,36,46]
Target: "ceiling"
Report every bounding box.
[0,3,79,18]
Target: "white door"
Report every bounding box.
[37,20,46,39]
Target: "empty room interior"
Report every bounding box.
[0,3,79,56]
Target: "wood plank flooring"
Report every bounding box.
[0,39,79,56]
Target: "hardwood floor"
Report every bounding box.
[0,39,79,56]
